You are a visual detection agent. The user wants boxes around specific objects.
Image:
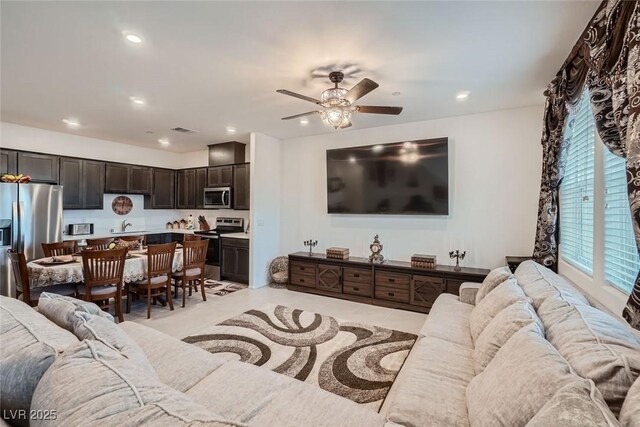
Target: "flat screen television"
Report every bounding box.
[326,137,449,215]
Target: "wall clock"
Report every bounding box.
[112,196,133,215]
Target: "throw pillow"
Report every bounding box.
[38,292,114,331]
[475,266,513,304]
[620,376,640,427]
[469,277,527,343]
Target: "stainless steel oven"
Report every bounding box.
[203,187,232,209]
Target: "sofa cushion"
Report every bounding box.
[30,340,238,427]
[475,266,513,304]
[525,380,621,427]
[620,376,640,427]
[473,300,543,374]
[419,293,474,348]
[514,260,589,309]
[0,296,78,422]
[538,297,640,416]
[186,360,386,427]
[469,278,527,343]
[384,336,473,427]
[119,321,230,392]
[466,324,579,427]
[37,292,114,329]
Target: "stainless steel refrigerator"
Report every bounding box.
[1,183,63,297]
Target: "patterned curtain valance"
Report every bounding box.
[533,0,640,329]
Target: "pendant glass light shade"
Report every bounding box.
[320,108,352,129]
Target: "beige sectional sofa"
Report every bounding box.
[1,261,639,426]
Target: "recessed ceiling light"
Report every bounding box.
[299,118,309,126]
[123,32,143,44]
[226,126,236,134]
[129,96,146,105]
[456,91,470,101]
[62,118,80,127]
[158,138,170,145]
[372,144,384,153]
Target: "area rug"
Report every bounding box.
[202,279,247,296]
[182,304,417,409]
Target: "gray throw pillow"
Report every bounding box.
[475,266,513,304]
[38,292,114,331]
[620,376,640,427]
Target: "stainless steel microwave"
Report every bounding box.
[204,187,232,209]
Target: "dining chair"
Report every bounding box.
[78,247,128,322]
[173,239,208,307]
[127,242,177,319]
[86,237,114,250]
[119,235,146,247]
[42,241,77,257]
[183,234,202,242]
[7,249,76,307]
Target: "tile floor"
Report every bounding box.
[127,285,427,339]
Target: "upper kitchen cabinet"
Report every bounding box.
[207,165,233,187]
[208,141,245,166]
[60,157,105,209]
[0,149,17,176]
[129,166,152,194]
[177,169,196,209]
[145,168,175,209]
[105,163,130,193]
[233,163,250,210]
[17,152,59,183]
[195,168,207,209]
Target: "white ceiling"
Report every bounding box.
[1,1,598,152]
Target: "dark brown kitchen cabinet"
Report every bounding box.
[177,169,196,209]
[105,163,130,193]
[144,168,175,209]
[233,163,250,210]
[195,168,207,208]
[220,237,249,284]
[207,165,233,187]
[17,152,59,183]
[129,166,152,194]
[60,158,105,210]
[0,149,17,175]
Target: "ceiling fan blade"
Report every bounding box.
[356,105,403,115]
[281,111,318,120]
[276,89,320,104]
[345,78,379,103]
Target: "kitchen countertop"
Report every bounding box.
[221,232,250,240]
[63,228,196,241]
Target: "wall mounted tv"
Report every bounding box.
[326,137,449,215]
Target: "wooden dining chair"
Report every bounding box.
[7,249,76,307]
[86,237,114,250]
[119,235,146,247]
[127,242,177,319]
[183,234,202,241]
[78,247,128,322]
[173,239,208,307]
[42,241,77,257]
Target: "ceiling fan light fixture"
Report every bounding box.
[321,87,349,105]
[321,107,352,129]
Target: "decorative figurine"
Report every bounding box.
[369,234,385,263]
[304,239,318,256]
[449,250,466,271]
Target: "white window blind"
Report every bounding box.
[604,149,640,294]
[560,94,595,274]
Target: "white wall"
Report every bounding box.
[279,106,543,270]
[249,132,281,288]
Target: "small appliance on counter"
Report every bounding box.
[67,223,94,236]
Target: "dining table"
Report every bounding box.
[27,248,184,290]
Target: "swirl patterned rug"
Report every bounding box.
[182,304,417,410]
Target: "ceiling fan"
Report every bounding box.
[277,71,403,129]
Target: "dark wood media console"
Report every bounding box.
[288,252,489,313]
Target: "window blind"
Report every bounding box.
[560,94,595,274]
[604,149,639,294]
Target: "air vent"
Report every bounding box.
[171,127,199,134]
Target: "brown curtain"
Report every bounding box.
[533,0,640,329]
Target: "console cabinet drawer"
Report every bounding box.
[343,267,372,284]
[375,271,411,288]
[291,261,316,277]
[290,273,315,287]
[411,275,445,307]
[343,281,372,297]
[375,284,410,303]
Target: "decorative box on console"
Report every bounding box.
[326,247,350,260]
[412,254,437,269]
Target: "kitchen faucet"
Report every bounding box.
[121,219,132,232]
